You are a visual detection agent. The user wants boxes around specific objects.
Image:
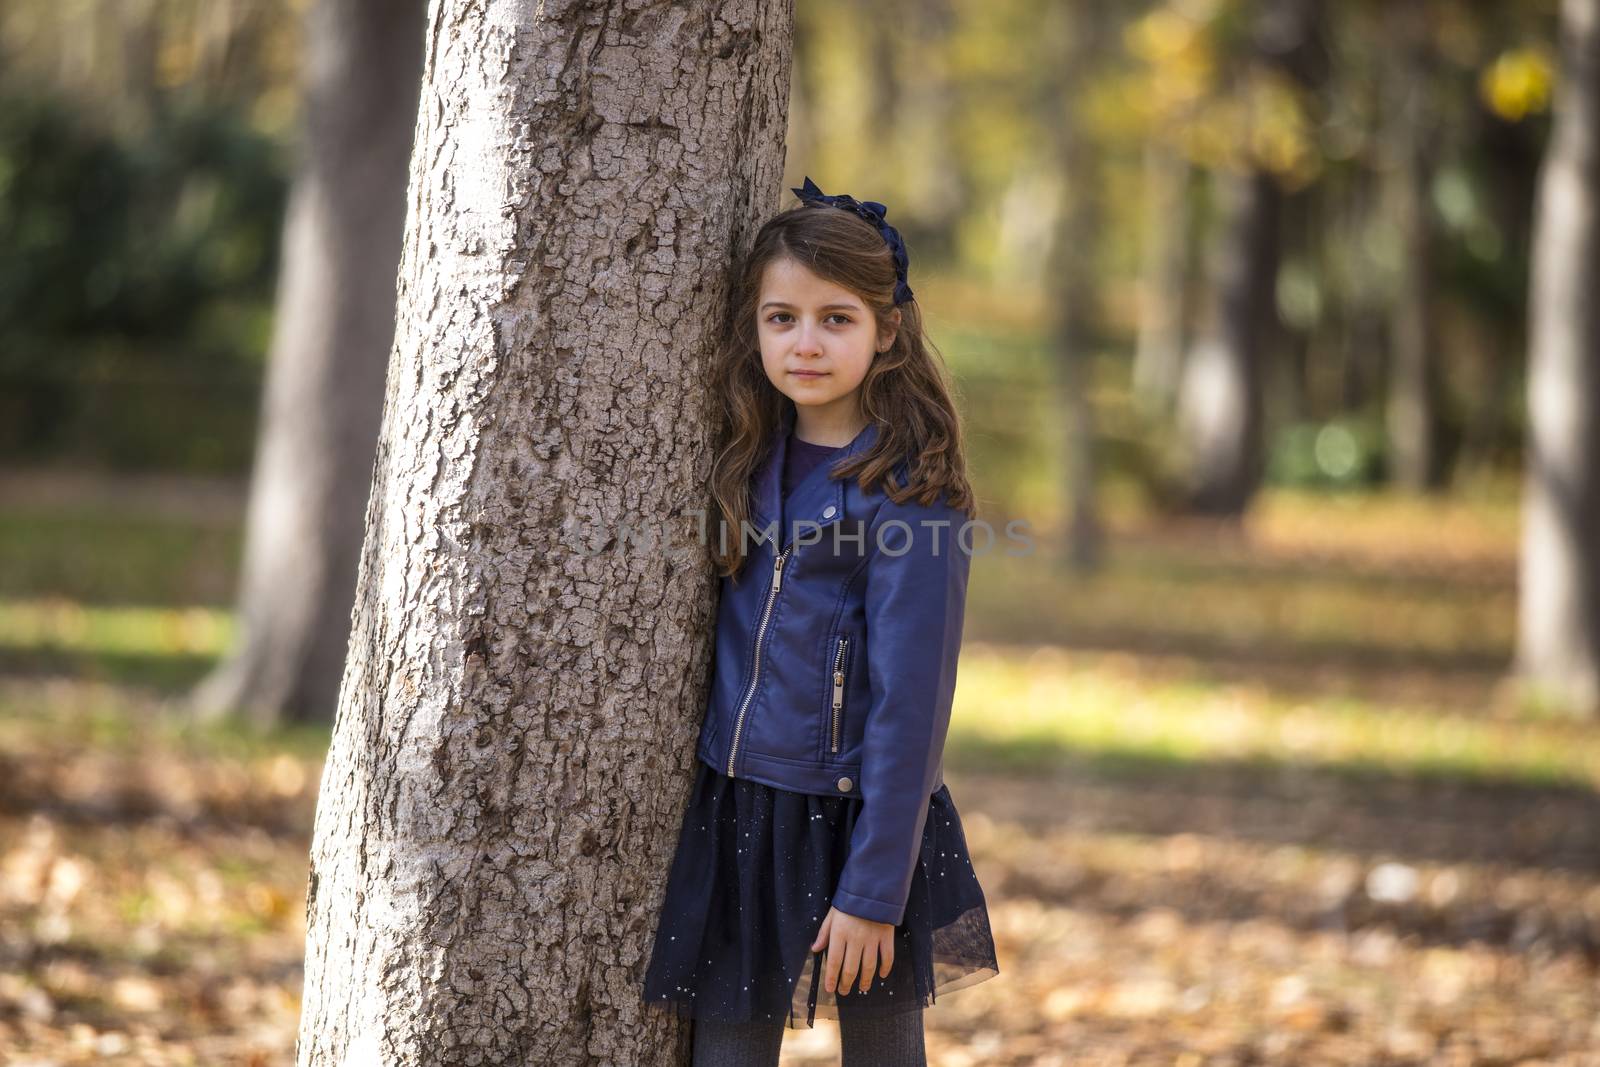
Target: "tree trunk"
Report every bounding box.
[869,0,902,145]
[789,2,820,182]
[899,0,963,263]
[1339,163,1387,413]
[1176,166,1279,514]
[1045,1,1105,571]
[1516,0,1600,716]
[188,0,427,727]
[1175,0,1322,516]
[1275,184,1314,425]
[1132,143,1190,415]
[1384,0,1443,492]
[294,2,793,1064]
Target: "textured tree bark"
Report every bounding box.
[294,2,793,1064]
[189,0,427,727]
[1517,0,1600,716]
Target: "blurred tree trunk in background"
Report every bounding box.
[789,4,820,181]
[1517,0,1600,717]
[1274,183,1315,425]
[25,0,289,128]
[1132,144,1191,416]
[293,1,791,1062]
[1339,164,1388,415]
[1044,0,1105,571]
[870,0,902,141]
[111,0,160,115]
[1384,0,1443,492]
[900,0,964,264]
[1176,0,1323,517]
[189,0,426,727]
[1177,165,1280,515]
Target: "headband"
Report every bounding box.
[789,175,915,305]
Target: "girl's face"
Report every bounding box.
[755,257,898,424]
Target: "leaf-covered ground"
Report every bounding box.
[4,477,1600,1064]
[0,682,314,1066]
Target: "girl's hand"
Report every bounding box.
[809,905,895,996]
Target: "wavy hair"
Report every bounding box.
[708,196,976,579]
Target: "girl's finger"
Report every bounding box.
[858,941,878,993]
[881,937,894,978]
[824,928,843,993]
[810,912,831,953]
[838,938,863,997]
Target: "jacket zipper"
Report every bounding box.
[726,544,792,777]
[830,635,849,753]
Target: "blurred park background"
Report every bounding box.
[5,0,1600,1063]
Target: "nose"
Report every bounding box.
[794,319,823,358]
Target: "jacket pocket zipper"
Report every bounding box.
[830,635,850,753]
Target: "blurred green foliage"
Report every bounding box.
[1267,416,1385,490]
[0,89,287,471]
[0,0,1566,503]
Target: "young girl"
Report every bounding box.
[641,177,1000,1066]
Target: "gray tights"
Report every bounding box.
[690,1007,927,1067]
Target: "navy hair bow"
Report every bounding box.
[790,175,915,305]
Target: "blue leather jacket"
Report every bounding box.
[694,407,972,926]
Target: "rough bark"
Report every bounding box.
[295,2,793,1064]
[189,0,427,727]
[1516,0,1600,716]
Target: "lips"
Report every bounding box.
[789,370,828,377]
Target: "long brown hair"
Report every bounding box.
[708,196,976,578]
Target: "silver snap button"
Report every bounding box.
[836,776,853,792]
[822,505,837,519]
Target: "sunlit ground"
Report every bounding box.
[3,476,1599,1064]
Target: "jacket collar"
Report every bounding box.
[749,403,880,539]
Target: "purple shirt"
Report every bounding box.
[781,431,844,535]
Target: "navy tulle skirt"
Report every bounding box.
[640,757,1000,1030]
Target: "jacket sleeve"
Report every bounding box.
[830,489,971,926]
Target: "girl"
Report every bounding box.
[642,177,1000,1066]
